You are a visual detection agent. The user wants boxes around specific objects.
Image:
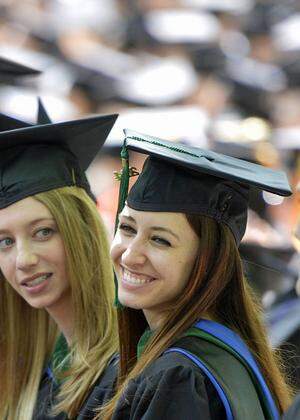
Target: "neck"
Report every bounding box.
[143,308,214,331]
[46,292,74,346]
[143,308,169,331]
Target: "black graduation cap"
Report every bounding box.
[0,56,41,80]
[0,100,117,209]
[117,129,292,245]
[224,57,287,118]
[280,55,300,87]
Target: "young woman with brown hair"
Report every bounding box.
[100,130,293,419]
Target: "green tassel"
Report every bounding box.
[115,143,130,232]
[114,142,130,309]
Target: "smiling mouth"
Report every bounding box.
[122,268,155,285]
[22,273,52,288]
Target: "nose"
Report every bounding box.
[16,242,39,271]
[121,240,147,267]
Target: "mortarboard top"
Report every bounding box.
[0,56,41,80]
[225,57,287,94]
[224,56,287,118]
[0,46,75,96]
[115,56,198,106]
[117,129,292,246]
[105,105,209,151]
[181,0,254,15]
[210,114,275,162]
[14,0,121,41]
[143,9,220,45]
[0,100,117,209]
[272,127,300,151]
[0,86,79,122]
[272,14,300,53]
[60,41,136,103]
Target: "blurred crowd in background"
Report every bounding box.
[1,0,300,387]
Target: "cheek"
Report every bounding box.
[0,254,15,285]
[110,236,124,265]
[48,239,68,274]
[172,253,198,289]
[111,246,124,271]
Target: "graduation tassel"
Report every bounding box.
[113,142,130,309]
[114,142,130,231]
[113,142,139,307]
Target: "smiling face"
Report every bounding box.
[0,196,70,311]
[111,205,200,329]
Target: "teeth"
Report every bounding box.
[123,270,152,285]
[25,274,50,287]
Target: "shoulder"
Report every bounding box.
[77,354,119,419]
[112,347,224,420]
[283,394,300,420]
[135,349,210,393]
[34,355,119,420]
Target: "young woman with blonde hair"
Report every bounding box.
[101,130,293,419]
[0,105,118,419]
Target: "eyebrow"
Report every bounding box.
[121,215,136,223]
[0,217,55,235]
[120,215,180,241]
[28,217,55,226]
[151,227,180,241]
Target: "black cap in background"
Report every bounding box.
[0,56,41,81]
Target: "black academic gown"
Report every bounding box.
[106,334,266,420]
[111,352,224,420]
[33,355,118,420]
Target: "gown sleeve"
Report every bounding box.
[77,355,118,419]
[33,354,118,420]
[33,373,65,420]
[111,353,224,420]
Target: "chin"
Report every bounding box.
[23,295,58,310]
[119,296,144,310]
[25,299,51,309]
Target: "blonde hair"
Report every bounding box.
[0,186,118,419]
[100,215,292,419]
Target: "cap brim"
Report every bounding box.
[124,129,292,197]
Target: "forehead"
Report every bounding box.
[121,205,192,231]
[0,196,52,228]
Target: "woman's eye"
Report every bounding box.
[151,236,171,247]
[35,228,54,239]
[0,237,14,249]
[119,223,136,235]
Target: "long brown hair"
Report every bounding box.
[99,214,292,419]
